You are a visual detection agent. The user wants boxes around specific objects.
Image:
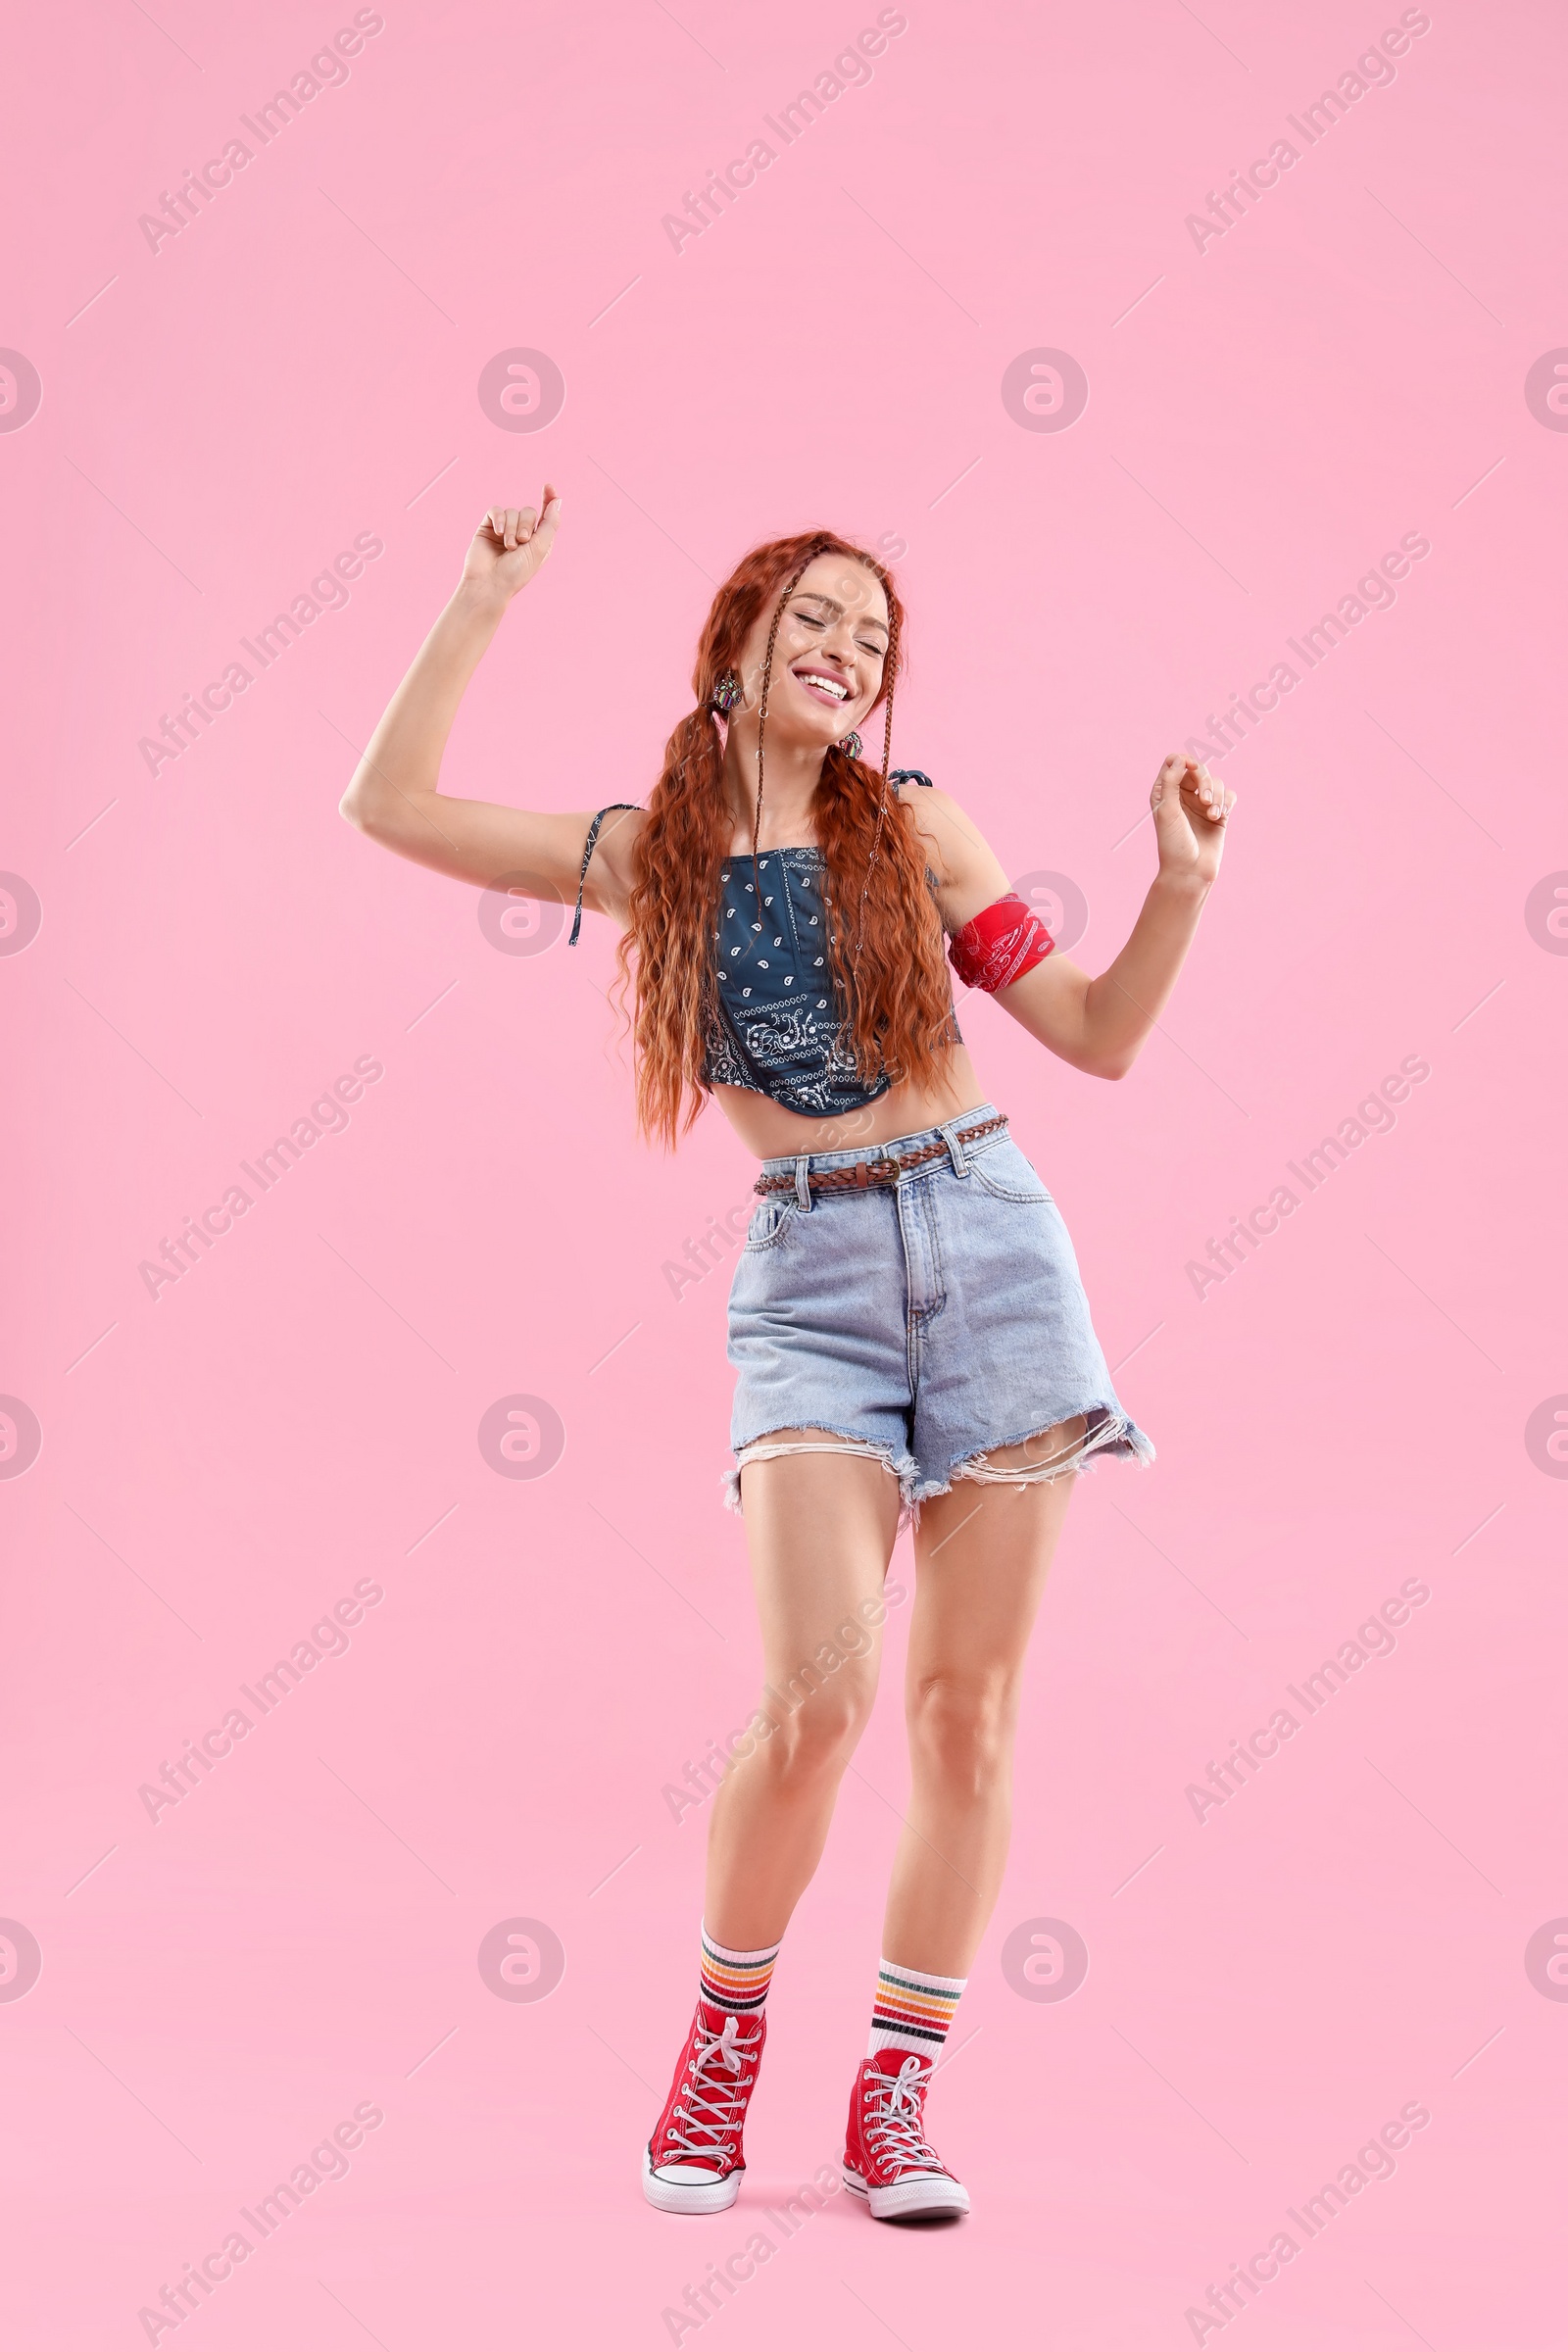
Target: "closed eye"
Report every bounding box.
[790,600,887,670]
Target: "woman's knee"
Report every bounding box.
[763,1665,877,1781]
[906,1669,1017,1790]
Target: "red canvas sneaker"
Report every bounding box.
[643,1999,766,2213]
[844,2048,970,2220]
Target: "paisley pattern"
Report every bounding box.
[705,849,877,1116]
[947,893,1054,992]
[704,846,960,1118]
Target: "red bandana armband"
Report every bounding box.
[948,893,1054,993]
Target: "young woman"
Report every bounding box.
[341,491,1234,2224]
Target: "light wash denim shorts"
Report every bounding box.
[724,1105,1153,1517]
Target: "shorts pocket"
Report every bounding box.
[968,1139,1054,1204]
[745,1195,800,1250]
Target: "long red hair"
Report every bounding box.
[615,529,954,1148]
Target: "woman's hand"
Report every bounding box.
[1150,752,1235,887]
[460,486,563,603]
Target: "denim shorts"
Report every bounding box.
[724,1105,1153,1517]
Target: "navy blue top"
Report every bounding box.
[571,775,954,1119]
[704,846,886,1117]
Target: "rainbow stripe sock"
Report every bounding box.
[700,1925,781,2017]
[868,1957,966,2059]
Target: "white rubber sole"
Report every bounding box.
[642,2145,743,2214]
[844,2163,970,2221]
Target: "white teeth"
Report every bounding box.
[795,670,848,699]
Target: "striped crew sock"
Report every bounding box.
[700,1924,781,2019]
[868,1957,967,2060]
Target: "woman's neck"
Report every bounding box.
[720,724,826,851]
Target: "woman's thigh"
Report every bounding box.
[738,1432,902,1706]
[906,1430,1081,1699]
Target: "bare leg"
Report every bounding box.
[882,1418,1086,1975]
[705,1431,902,1951]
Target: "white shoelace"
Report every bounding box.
[662,2012,760,2164]
[863,2053,947,2177]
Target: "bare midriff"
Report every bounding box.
[712,1040,991,1161]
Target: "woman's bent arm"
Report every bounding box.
[909,755,1235,1082]
[339,492,635,913]
[1002,866,1213,1078]
[1000,755,1234,1077]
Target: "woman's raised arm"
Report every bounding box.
[339,489,637,917]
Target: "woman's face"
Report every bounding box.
[735,553,891,751]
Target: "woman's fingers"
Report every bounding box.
[1151,749,1236,835]
[1182,760,1228,821]
[531,489,562,561]
[477,490,563,569]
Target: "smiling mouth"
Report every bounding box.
[791,665,852,706]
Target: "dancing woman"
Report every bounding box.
[341,490,1234,2222]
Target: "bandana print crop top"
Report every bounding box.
[703,774,960,1120]
[702,847,875,1117]
[570,774,958,1120]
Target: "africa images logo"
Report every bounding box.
[0,349,43,433]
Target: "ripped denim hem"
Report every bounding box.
[722,1425,924,1526]
[905,1406,1155,1524]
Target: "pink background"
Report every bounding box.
[3,0,1565,2343]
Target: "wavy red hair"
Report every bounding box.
[614,530,955,1148]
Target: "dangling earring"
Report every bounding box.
[838,731,863,760]
[707,671,742,714]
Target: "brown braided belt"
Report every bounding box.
[754,1111,1009,1197]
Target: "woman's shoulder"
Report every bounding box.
[893,771,1002,902]
[582,803,648,864]
[894,767,968,849]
